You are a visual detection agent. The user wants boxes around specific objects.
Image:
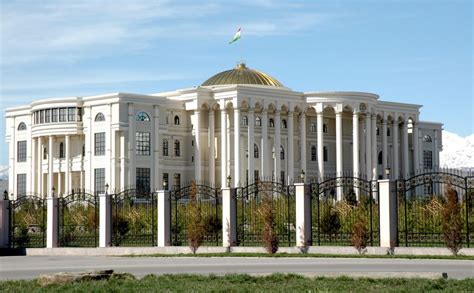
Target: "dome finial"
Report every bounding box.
[236,61,246,69]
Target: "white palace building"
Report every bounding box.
[5,63,443,198]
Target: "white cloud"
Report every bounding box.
[440,130,474,169]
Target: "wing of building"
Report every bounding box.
[5,63,442,198]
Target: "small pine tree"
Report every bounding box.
[259,191,279,254]
[187,181,205,254]
[442,185,463,255]
[351,217,369,254]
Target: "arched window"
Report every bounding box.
[376,127,380,136]
[311,146,317,161]
[17,122,27,131]
[310,123,316,132]
[59,142,64,158]
[242,116,248,126]
[281,119,287,129]
[378,151,383,165]
[82,145,85,157]
[255,116,261,126]
[94,113,105,122]
[162,139,169,156]
[174,140,180,156]
[387,128,391,137]
[323,146,328,162]
[280,145,285,160]
[136,111,151,121]
[323,124,328,133]
[254,144,259,158]
[423,135,432,143]
[174,115,180,125]
[43,148,48,160]
[269,118,274,128]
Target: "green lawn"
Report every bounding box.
[1,274,473,292]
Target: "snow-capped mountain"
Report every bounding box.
[440,130,474,169]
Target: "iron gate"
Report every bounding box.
[9,194,46,248]
[111,189,157,246]
[397,172,473,247]
[236,181,296,247]
[170,183,221,246]
[311,177,379,246]
[59,191,98,247]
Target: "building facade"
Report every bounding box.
[5,63,443,198]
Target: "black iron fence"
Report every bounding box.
[236,181,296,247]
[59,191,98,247]
[111,189,157,247]
[170,183,221,246]
[397,173,473,247]
[310,177,379,246]
[9,194,46,248]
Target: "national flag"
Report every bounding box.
[229,27,241,44]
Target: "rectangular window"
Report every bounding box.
[45,109,51,123]
[173,173,181,189]
[94,168,105,195]
[59,108,66,122]
[136,168,150,192]
[17,174,27,196]
[40,110,44,124]
[136,132,150,156]
[77,108,82,122]
[94,132,106,156]
[163,173,169,190]
[423,150,433,169]
[68,107,76,121]
[17,141,27,162]
[52,108,58,122]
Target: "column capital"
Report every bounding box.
[274,110,281,116]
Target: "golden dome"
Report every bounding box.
[201,63,284,87]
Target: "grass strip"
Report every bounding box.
[121,252,474,260]
[1,273,473,292]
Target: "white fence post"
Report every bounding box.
[295,183,311,247]
[222,187,237,247]
[0,196,10,248]
[379,179,398,247]
[47,195,59,248]
[157,190,171,247]
[99,192,112,247]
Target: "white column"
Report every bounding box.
[65,135,70,194]
[99,192,111,247]
[393,120,399,180]
[371,114,377,180]
[300,112,306,176]
[274,111,281,181]
[413,123,419,174]
[382,120,388,178]
[157,189,171,246]
[195,110,201,182]
[48,136,54,197]
[247,109,255,183]
[220,107,227,186]
[209,110,215,185]
[434,130,439,169]
[336,111,343,178]
[261,109,268,178]
[365,114,372,180]
[359,119,365,176]
[352,111,359,177]
[222,188,237,247]
[8,123,14,198]
[153,106,160,190]
[402,120,409,178]
[295,183,311,246]
[120,133,126,190]
[46,196,59,248]
[108,104,113,190]
[31,138,36,194]
[317,111,324,180]
[288,111,295,183]
[379,179,397,247]
[38,137,43,196]
[128,105,135,188]
[233,108,240,187]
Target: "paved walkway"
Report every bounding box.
[0,256,473,280]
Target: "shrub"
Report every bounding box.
[345,189,357,206]
[442,185,462,255]
[187,182,205,254]
[259,191,279,254]
[321,209,341,241]
[351,217,368,254]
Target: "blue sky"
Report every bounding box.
[0,0,472,166]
